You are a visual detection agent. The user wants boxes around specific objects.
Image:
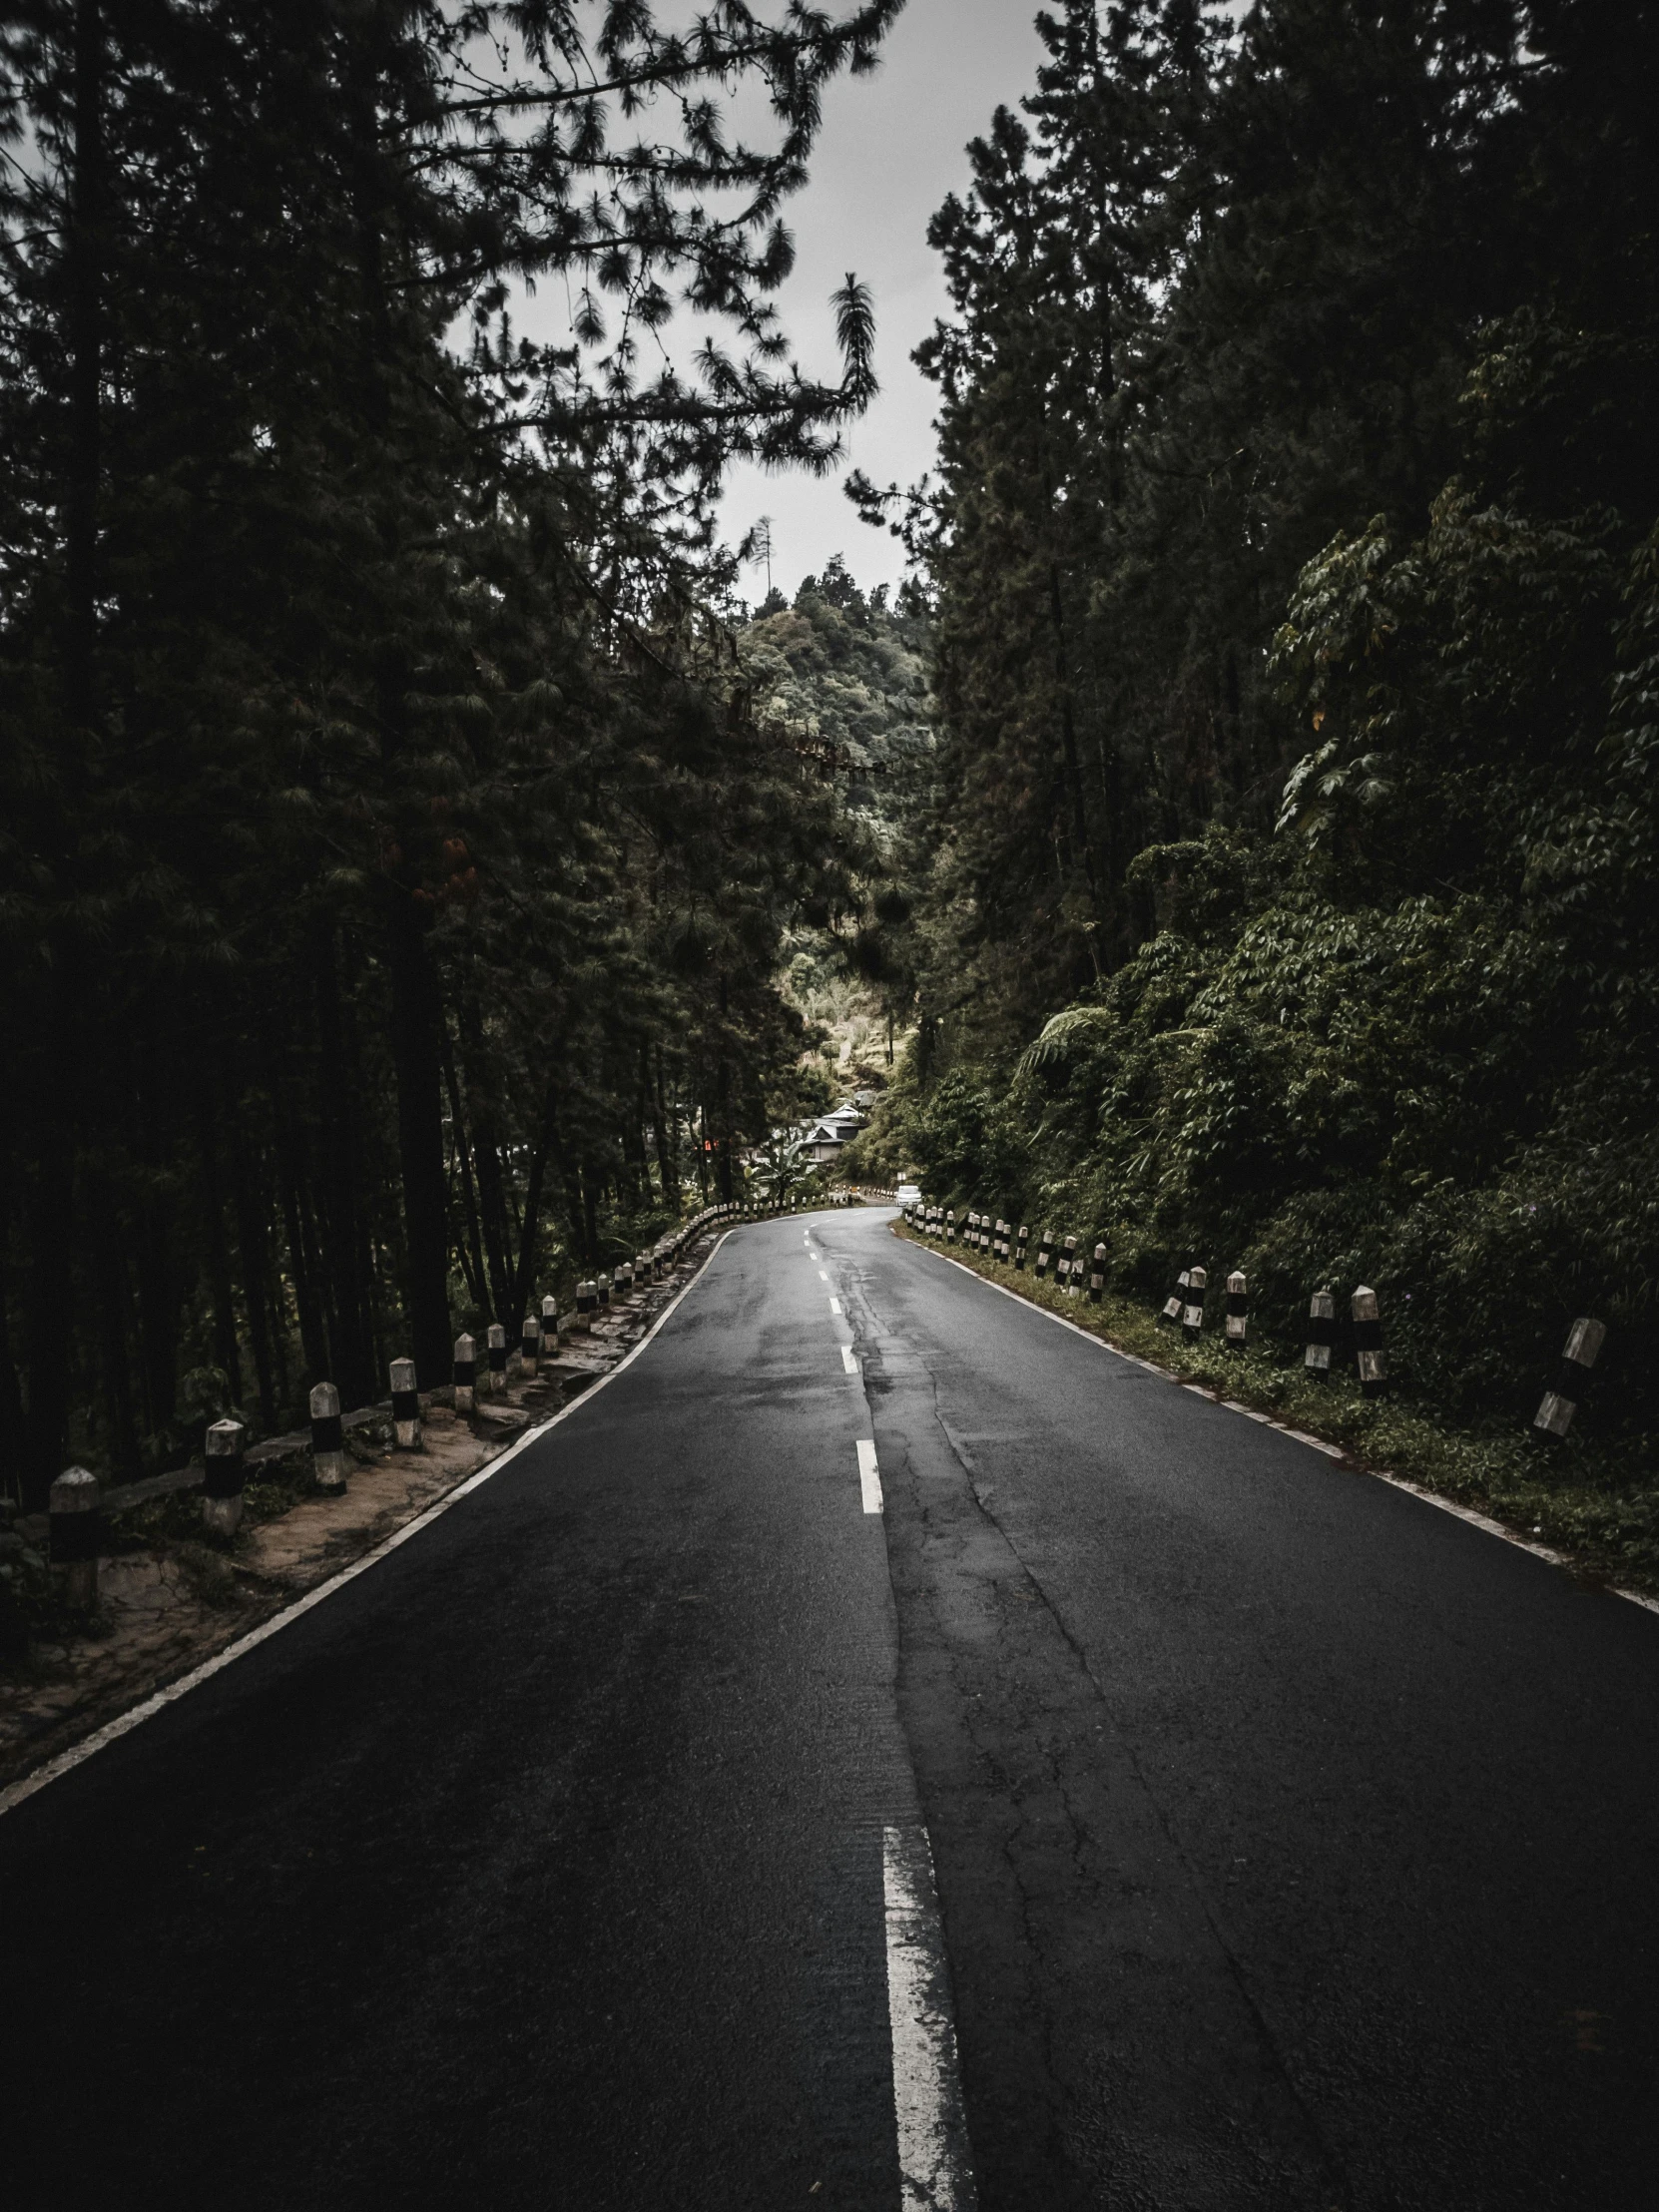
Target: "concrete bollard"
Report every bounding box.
[1535,1318,1607,1437]
[1015,1224,1029,1271]
[1160,1267,1190,1325]
[453,1335,477,1415]
[520,1315,541,1380]
[597,1273,611,1311]
[945,1209,956,1245]
[1225,1271,1248,1349]
[1061,1234,1080,1295]
[1353,1286,1386,1395]
[1182,1266,1207,1342]
[49,1465,102,1608]
[576,1281,594,1331]
[1036,1230,1054,1282]
[612,1265,627,1304]
[1089,1244,1106,1303]
[203,1419,248,1537]
[310,1381,348,1490]
[994,1219,1008,1264]
[542,1295,559,1349]
[1304,1289,1336,1380]
[390,1358,422,1448]
[487,1323,508,1392]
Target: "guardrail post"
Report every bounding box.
[1225,1271,1247,1348]
[203,1419,247,1536]
[49,1465,102,1607]
[1353,1287,1386,1395]
[1535,1318,1606,1436]
[453,1336,476,1415]
[390,1358,421,1448]
[310,1381,347,1490]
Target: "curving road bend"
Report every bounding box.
[3,1207,1657,2209]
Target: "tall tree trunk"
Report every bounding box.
[385,890,451,1382]
[652,1046,677,1211]
[200,1125,245,1407]
[272,1089,328,1386]
[231,1140,279,1433]
[313,923,375,1404]
[441,1040,490,1317]
[457,1014,514,1320]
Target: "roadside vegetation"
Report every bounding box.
[0,3,905,1503]
[840,2,1659,1491]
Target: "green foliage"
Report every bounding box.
[0,2,903,1503]
[874,0,1659,1456]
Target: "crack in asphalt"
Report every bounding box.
[833,1237,1353,2208]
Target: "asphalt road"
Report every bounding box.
[4,1208,1657,2209]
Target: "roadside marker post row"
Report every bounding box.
[909,1191,1612,1442]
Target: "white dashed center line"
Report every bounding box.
[841,1346,858,1375]
[883,1826,977,2209]
[856,1438,883,1513]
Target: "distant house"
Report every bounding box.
[800,1103,866,1166]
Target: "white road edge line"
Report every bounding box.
[0,1236,735,1822]
[883,1824,977,2211]
[841,1346,858,1376]
[902,1234,1659,1621]
[857,1438,883,1514]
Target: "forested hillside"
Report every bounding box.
[0,2,901,1504]
[844,0,1659,1445]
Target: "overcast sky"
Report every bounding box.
[719,2,1049,604]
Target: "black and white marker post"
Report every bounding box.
[1061,1234,1079,1295]
[575,1283,594,1334]
[1015,1225,1029,1271]
[541,1295,559,1349]
[1161,1268,1190,1326]
[946,1210,956,1245]
[1353,1287,1387,1396]
[487,1323,508,1391]
[520,1316,541,1380]
[390,1359,421,1449]
[1535,1319,1607,1437]
[1089,1244,1106,1304]
[1183,1266,1207,1343]
[1036,1231,1054,1282]
[452,1336,477,1416]
[203,1418,248,1537]
[49,1465,101,1609]
[1225,1271,1248,1350]
[310,1381,347,1491]
[1305,1289,1336,1380]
